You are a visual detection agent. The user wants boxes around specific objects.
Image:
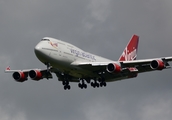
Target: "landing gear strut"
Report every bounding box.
[45,62,51,72]
[44,62,52,79]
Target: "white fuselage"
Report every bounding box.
[34,37,114,79]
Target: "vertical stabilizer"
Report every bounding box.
[118,35,139,61]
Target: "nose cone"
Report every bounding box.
[34,41,51,63]
[34,42,48,63]
[34,43,42,57]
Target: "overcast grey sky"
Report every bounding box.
[0,0,172,120]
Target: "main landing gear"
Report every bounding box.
[63,80,71,90]
[90,80,106,88]
[78,78,107,89]
[62,76,71,90]
[78,79,87,89]
[56,71,107,90]
[62,78,107,90]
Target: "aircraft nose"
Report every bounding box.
[34,44,42,55]
[34,42,44,59]
[34,42,50,63]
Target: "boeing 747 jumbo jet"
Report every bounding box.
[5,35,172,90]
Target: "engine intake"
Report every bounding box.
[150,60,165,70]
[29,70,42,80]
[13,72,27,82]
[107,63,121,73]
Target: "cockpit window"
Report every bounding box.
[41,39,50,41]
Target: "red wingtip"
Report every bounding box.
[6,66,10,70]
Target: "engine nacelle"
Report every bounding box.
[150,60,165,70]
[12,72,27,82]
[106,63,121,73]
[29,70,42,81]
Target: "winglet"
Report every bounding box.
[5,66,12,73]
[5,66,11,71]
[118,35,139,61]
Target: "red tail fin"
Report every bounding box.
[118,35,139,61]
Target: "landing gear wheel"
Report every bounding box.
[64,85,67,90]
[91,82,94,87]
[81,86,83,89]
[64,85,71,90]
[84,84,87,89]
[93,84,96,88]
[67,85,71,90]
[96,83,99,88]
[99,82,106,87]
[78,83,81,88]
[100,82,103,87]
[103,82,107,87]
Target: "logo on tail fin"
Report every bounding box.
[121,47,137,61]
[118,35,139,61]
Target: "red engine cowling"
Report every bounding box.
[12,72,27,82]
[29,70,42,81]
[106,63,121,73]
[150,60,165,70]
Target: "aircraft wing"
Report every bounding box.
[5,66,52,82]
[71,56,172,74]
[121,57,172,73]
[5,66,35,73]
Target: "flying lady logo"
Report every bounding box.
[49,41,58,49]
[122,47,137,61]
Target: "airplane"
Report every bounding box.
[5,35,172,90]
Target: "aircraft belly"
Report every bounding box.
[69,69,98,78]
